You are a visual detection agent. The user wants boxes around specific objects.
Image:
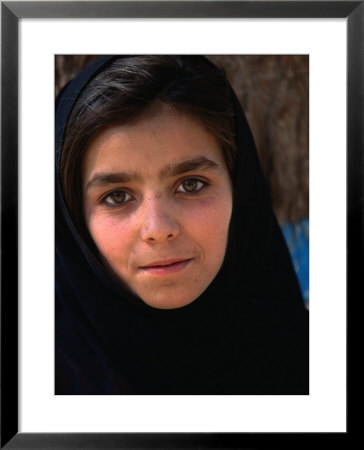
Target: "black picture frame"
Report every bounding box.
[1,1,358,448]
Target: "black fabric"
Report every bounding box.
[55,56,309,395]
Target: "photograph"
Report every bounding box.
[1,0,354,447]
[55,54,309,395]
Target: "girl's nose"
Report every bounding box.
[140,196,180,243]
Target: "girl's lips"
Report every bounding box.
[140,259,193,275]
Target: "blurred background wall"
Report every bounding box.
[55,55,309,306]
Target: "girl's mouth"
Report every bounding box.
[140,259,193,275]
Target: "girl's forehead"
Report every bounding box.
[82,108,227,179]
[90,105,211,145]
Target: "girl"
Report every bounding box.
[55,56,308,394]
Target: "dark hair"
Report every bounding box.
[60,55,237,236]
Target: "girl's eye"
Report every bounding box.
[176,178,206,194]
[103,190,132,206]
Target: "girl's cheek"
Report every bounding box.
[89,213,134,247]
[184,195,232,222]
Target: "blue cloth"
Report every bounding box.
[281,218,309,305]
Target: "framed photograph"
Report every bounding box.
[2,1,357,448]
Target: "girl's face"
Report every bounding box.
[82,106,233,309]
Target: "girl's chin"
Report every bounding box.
[137,292,198,310]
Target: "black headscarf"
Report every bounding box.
[55,56,309,395]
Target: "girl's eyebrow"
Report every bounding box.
[160,156,219,178]
[86,156,219,192]
[86,171,141,191]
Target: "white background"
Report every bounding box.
[19,18,347,432]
